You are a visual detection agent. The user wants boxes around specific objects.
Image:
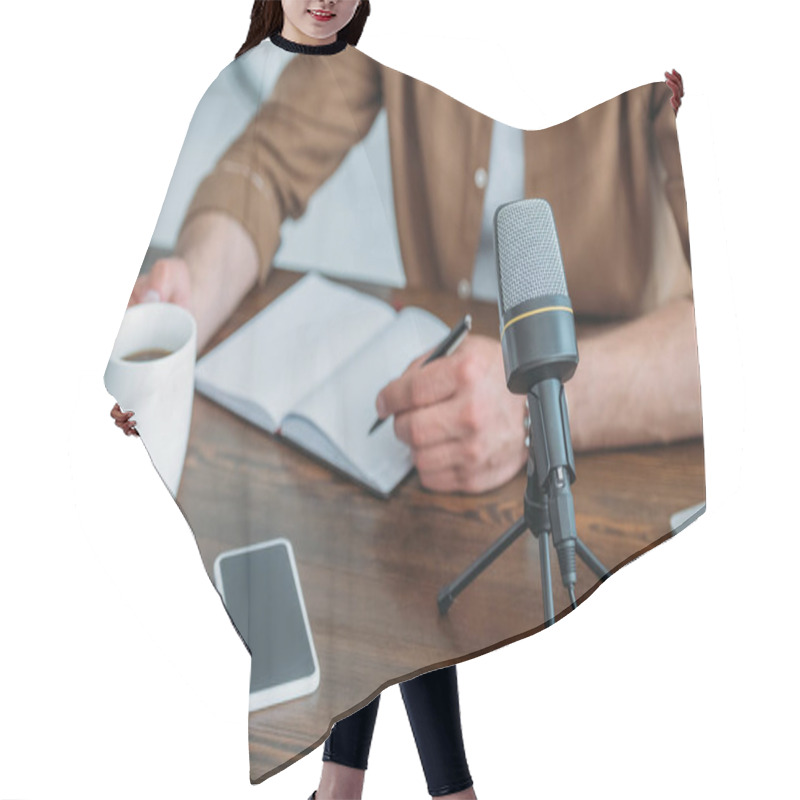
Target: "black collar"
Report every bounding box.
[270,32,347,55]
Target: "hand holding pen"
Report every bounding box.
[373,318,529,494]
[369,314,472,434]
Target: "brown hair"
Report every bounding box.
[236,1,371,58]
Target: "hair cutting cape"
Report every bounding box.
[105,35,704,782]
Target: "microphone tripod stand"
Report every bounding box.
[437,383,610,625]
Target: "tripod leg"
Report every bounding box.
[538,530,555,626]
[575,537,610,581]
[438,516,529,614]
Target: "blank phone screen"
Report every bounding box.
[217,542,316,693]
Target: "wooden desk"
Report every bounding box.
[175,269,705,782]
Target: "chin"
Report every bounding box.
[301,26,338,41]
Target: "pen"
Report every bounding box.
[369,313,472,435]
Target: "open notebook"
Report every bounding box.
[194,273,450,497]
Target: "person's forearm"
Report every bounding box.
[566,297,703,451]
[175,211,261,351]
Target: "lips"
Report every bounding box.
[308,9,335,21]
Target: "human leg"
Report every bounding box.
[316,695,381,799]
[315,666,475,799]
[400,666,475,798]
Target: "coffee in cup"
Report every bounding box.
[122,348,174,362]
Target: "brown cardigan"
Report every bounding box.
[183,44,691,320]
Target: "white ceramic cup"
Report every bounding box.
[104,303,197,497]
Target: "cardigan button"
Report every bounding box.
[457,279,472,299]
[474,167,488,190]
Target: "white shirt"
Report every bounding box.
[470,121,526,301]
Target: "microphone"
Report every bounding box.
[436,199,609,617]
[494,198,579,591]
[494,198,578,392]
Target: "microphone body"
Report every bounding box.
[494,199,579,588]
[500,294,577,393]
[494,197,578,392]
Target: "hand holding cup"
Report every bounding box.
[128,256,192,308]
[111,403,139,436]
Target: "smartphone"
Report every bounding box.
[214,538,320,710]
[669,502,706,535]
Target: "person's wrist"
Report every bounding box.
[564,353,587,453]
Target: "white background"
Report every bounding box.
[1,1,797,798]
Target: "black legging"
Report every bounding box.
[323,665,472,797]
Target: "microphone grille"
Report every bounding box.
[495,199,568,315]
